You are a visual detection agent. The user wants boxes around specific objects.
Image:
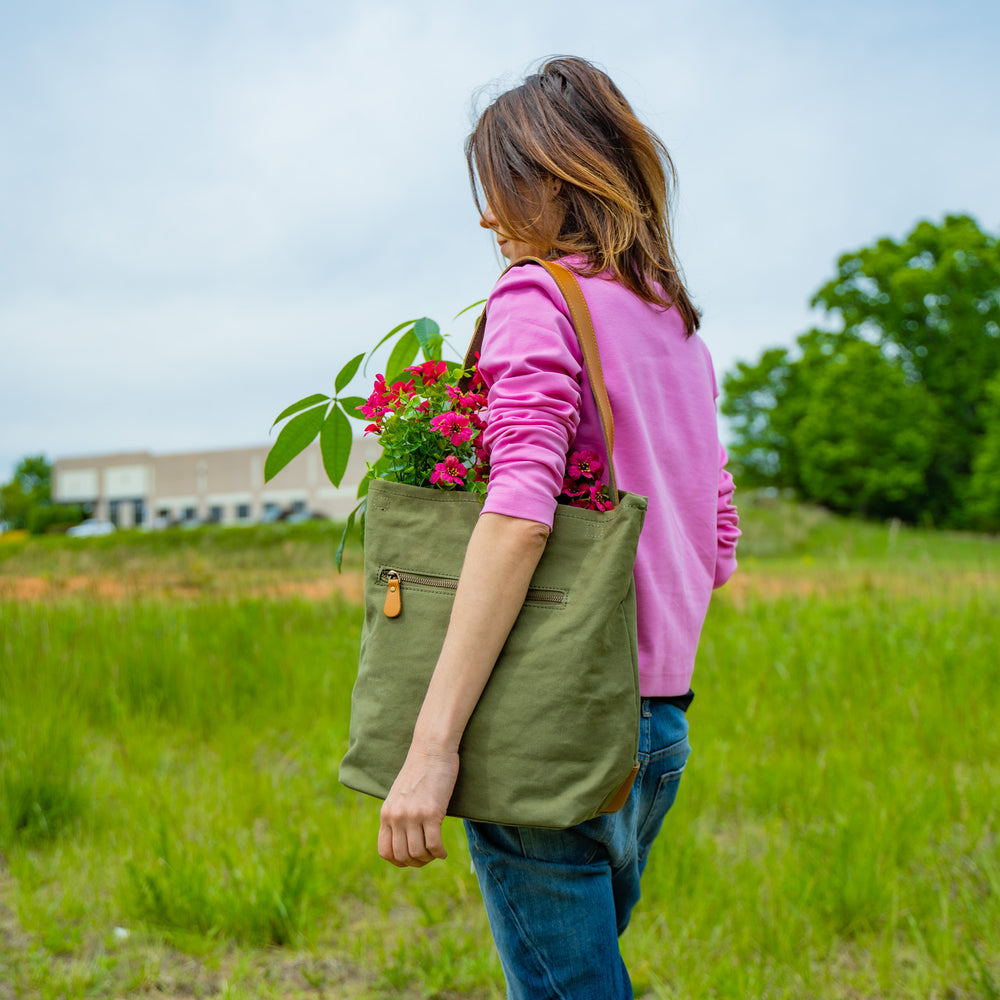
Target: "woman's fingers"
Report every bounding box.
[405,824,436,866]
[378,814,445,867]
[377,745,459,866]
[376,821,397,866]
[422,822,448,861]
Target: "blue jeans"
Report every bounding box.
[464,698,690,1000]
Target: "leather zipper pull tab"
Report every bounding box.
[383,571,402,618]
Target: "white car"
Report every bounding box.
[67,519,117,538]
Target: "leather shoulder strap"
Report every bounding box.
[463,256,620,503]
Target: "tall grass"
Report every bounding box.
[1,513,999,998]
[621,580,1000,998]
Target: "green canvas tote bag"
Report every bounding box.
[339,260,647,828]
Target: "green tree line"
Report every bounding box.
[722,214,1000,529]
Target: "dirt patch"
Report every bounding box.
[721,568,1000,608]
[0,572,366,604]
[253,576,365,603]
[2,568,996,606]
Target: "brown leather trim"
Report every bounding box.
[601,763,640,814]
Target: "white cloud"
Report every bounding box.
[2,0,999,479]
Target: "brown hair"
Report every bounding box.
[466,56,700,334]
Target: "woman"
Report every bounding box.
[378,57,740,998]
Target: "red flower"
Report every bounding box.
[387,378,417,402]
[467,357,487,393]
[430,455,468,486]
[567,484,614,511]
[588,486,615,512]
[431,411,473,446]
[561,477,589,498]
[446,384,488,410]
[407,360,448,386]
[359,375,401,430]
[567,450,603,482]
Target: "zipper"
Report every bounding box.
[379,568,565,617]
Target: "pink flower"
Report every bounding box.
[567,450,603,482]
[589,486,615,512]
[467,358,487,393]
[431,411,473,446]
[360,375,401,430]
[567,485,614,511]
[430,455,468,486]
[387,378,417,401]
[407,360,448,385]
[446,384,488,410]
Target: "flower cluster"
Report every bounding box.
[361,363,614,511]
[560,449,615,512]
[360,359,489,492]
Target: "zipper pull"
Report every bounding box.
[383,571,402,618]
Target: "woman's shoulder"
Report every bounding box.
[486,259,574,330]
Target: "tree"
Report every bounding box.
[0,455,52,530]
[791,341,940,520]
[722,215,1000,525]
[811,214,1000,521]
[965,372,1000,531]
[722,329,853,492]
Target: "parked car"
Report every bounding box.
[67,519,116,538]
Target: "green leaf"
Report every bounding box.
[364,319,417,375]
[356,471,373,499]
[320,404,352,487]
[335,498,366,572]
[338,396,368,420]
[334,352,365,395]
[270,394,329,430]
[384,330,420,384]
[413,318,442,361]
[454,299,487,319]
[264,404,327,482]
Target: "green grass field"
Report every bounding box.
[1,498,998,998]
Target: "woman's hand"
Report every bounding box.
[378,742,460,867]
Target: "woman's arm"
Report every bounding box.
[377,511,550,868]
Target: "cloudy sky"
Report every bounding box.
[2,0,998,481]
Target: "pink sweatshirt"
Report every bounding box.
[478,259,740,697]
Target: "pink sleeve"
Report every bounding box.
[478,266,582,528]
[714,443,740,588]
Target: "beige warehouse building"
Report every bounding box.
[53,439,381,528]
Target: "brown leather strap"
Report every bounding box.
[463,257,621,503]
